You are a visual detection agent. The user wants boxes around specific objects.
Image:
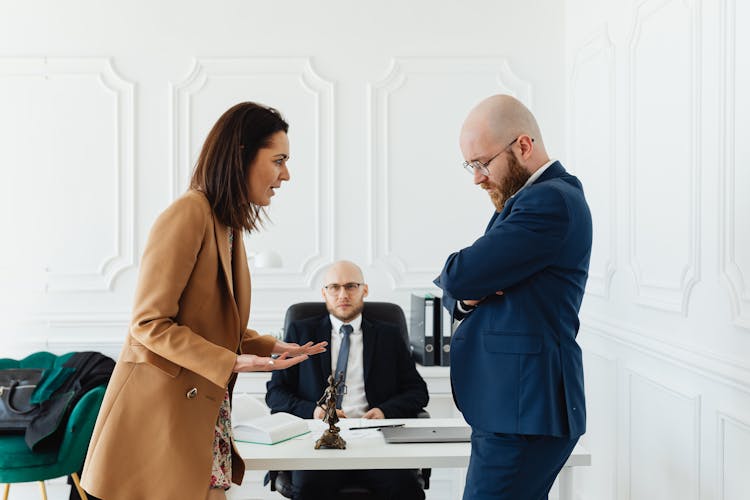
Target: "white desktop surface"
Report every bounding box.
[238,417,591,471]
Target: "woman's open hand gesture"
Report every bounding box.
[273,340,327,357]
[233,352,308,372]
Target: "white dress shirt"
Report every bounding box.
[329,314,369,417]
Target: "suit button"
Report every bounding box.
[186,388,198,399]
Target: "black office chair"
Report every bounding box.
[283,302,411,348]
[265,301,431,499]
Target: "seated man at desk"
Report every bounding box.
[266,260,429,500]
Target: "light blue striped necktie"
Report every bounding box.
[335,324,353,409]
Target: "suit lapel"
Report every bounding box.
[213,217,240,338]
[233,231,251,334]
[536,160,565,184]
[214,217,234,296]
[492,161,567,226]
[484,210,502,233]
[214,221,234,295]
[498,198,517,221]
[362,317,376,384]
[317,316,333,384]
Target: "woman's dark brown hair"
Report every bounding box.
[190,102,289,232]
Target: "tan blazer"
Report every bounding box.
[81,190,277,500]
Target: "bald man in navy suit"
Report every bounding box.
[435,95,592,500]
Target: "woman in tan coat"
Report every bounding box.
[80,102,326,500]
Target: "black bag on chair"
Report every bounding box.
[0,368,42,432]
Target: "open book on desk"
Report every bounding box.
[233,412,310,445]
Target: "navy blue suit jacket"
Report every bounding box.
[265,314,429,419]
[436,161,591,437]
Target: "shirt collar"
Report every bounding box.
[330,313,362,335]
[510,159,556,199]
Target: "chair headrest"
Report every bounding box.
[283,302,409,345]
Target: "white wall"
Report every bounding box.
[4,1,748,499]
[565,0,750,498]
[0,1,566,499]
[0,0,565,357]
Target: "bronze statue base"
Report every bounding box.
[314,428,347,449]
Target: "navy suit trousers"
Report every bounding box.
[463,429,578,500]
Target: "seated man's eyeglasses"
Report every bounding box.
[323,282,364,294]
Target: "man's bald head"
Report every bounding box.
[459,95,550,211]
[323,260,365,285]
[460,94,548,168]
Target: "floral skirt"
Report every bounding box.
[209,390,232,490]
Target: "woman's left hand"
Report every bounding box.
[274,340,327,357]
[234,352,308,372]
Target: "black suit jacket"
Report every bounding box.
[266,314,428,419]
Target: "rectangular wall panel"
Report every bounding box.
[628,371,700,500]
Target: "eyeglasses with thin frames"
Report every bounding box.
[461,137,533,176]
[323,282,364,295]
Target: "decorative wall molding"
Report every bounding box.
[25,308,287,334]
[627,0,701,314]
[577,349,619,500]
[367,57,532,289]
[23,311,131,330]
[0,57,135,292]
[582,313,750,394]
[171,58,335,290]
[12,312,130,357]
[717,412,750,500]
[626,368,701,500]
[719,0,750,329]
[569,27,617,299]
[21,307,285,356]
[45,339,125,359]
[583,348,619,368]
[247,306,288,338]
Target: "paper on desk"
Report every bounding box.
[344,428,382,439]
[231,393,270,422]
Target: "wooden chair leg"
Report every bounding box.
[38,481,48,500]
[3,483,9,500]
[70,472,88,500]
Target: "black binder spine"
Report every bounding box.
[440,303,452,366]
[409,294,437,366]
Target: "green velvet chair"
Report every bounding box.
[0,352,106,500]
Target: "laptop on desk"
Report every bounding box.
[381,426,472,443]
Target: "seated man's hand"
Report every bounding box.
[361,408,385,419]
[313,406,348,419]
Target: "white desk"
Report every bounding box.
[238,418,591,500]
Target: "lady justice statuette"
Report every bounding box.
[314,373,347,449]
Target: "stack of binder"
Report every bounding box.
[409,293,455,366]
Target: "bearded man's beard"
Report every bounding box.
[326,300,365,323]
[487,153,531,211]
